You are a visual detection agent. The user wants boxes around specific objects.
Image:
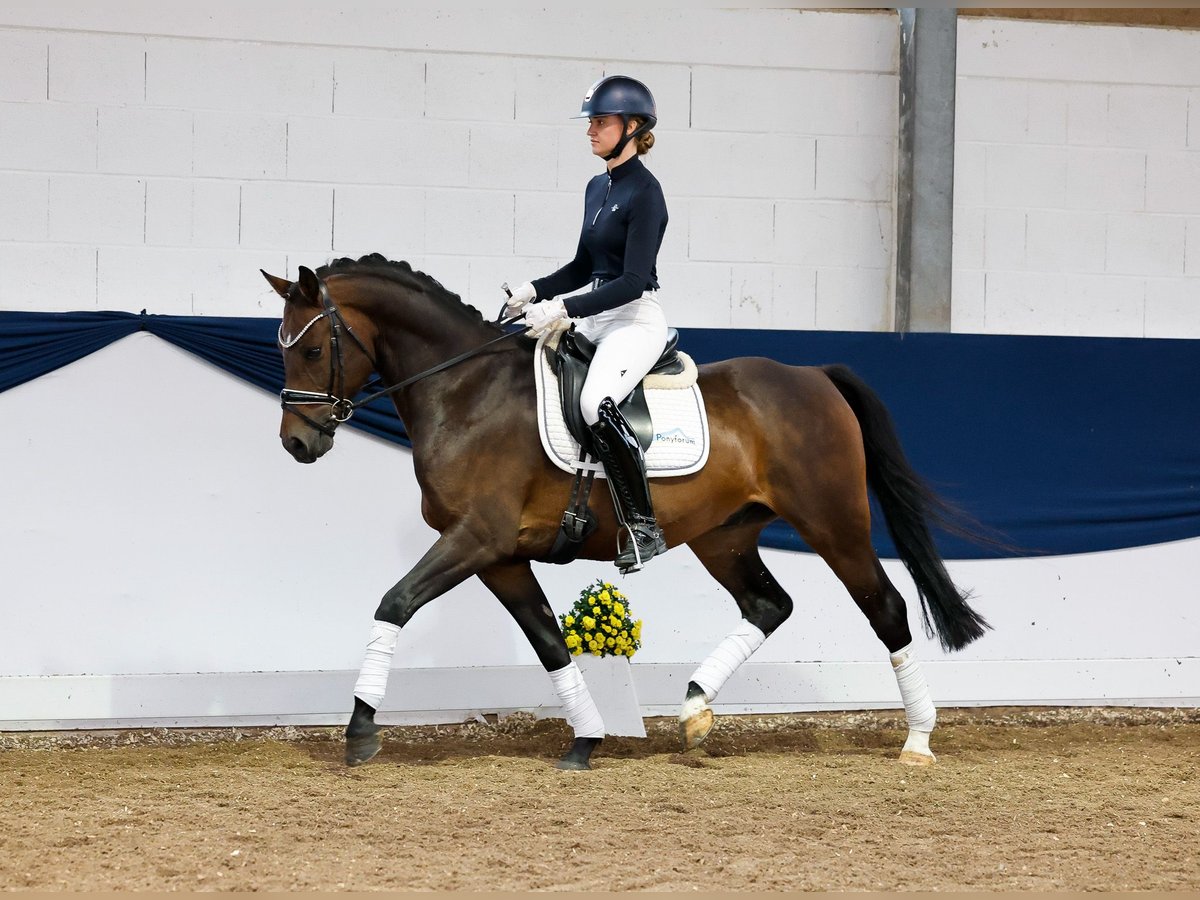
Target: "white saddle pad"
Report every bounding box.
[533,327,710,478]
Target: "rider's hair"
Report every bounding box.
[632,117,655,155]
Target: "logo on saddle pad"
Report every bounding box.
[654,427,697,447]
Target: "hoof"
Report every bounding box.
[345,731,382,767]
[898,749,936,767]
[556,736,601,771]
[679,707,715,750]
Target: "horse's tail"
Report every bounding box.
[822,364,990,652]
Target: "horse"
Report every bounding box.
[263,254,989,770]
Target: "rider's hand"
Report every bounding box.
[503,281,537,318]
[523,298,568,336]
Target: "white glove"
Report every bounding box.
[503,281,537,318]
[523,298,568,336]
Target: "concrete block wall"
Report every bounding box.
[0,7,899,329]
[953,18,1200,337]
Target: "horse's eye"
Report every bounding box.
[303,346,322,360]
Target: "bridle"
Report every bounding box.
[278,275,525,438]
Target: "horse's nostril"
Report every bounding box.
[283,435,310,460]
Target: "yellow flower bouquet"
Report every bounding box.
[559,579,643,658]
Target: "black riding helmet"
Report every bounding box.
[572,75,657,161]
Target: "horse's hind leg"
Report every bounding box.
[793,505,939,766]
[682,517,794,749]
[478,561,605,771]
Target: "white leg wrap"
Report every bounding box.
[890,642,937,734]
[548,660,605,739]
[353,620,401,709]
[689,619,767,702]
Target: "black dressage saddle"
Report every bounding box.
[549,326,684,456]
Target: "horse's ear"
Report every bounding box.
[296,266,321,304]
[260,270,292,299]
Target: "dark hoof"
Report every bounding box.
[345,731,381,767]
[556,735,602,771]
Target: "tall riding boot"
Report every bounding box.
[589,396,667,573]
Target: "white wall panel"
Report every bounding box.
[0,243,95,311]
[468,123,560,192]
[688,198,774,263]
[1064,148,1146,212]
[514,192,582,260]
[984,144,1068,208]
[1187,218,1200,276]
[691,67,896,137]
[1025,82,1068,145]
[983,208,1026,270]
[1066,83,1109,146]
[958,17,1200,86]
[1063,273,1146,338]
[47,174,144,245]
[146,38,333,115]
[239,181,332,252]
[332,185,425,260]
[775,202,892,269]
[771,266,818,330]
[1146,152,1200,215]
[0,101,96,172]
[956,16,1200,338]
[48,32,145,105]
[1025,210,1106,273]
[0,30,47,102]
[424,189,514,257]
[814,136,894,202]
[425,55,516,122]
[331,49,425,120]
[1105,213,1186,277]
[1106,87,1189,150]
[0,172,48,241]
[728,263,775,328]
[98,106,192,177]
[814,267,892,332]
[1145,277,1200,338]
[284,115,409,185]
[193,111,288,180]
[955,78,1029,144]
[96,246,287,316]
[655,260,731,327]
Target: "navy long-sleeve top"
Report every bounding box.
[531,156,668,319]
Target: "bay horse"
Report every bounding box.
[264,254,989,770]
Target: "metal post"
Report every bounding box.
[896,8,957,333]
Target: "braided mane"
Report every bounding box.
[318,253,497,331]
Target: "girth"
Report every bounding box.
[548,326,683,456]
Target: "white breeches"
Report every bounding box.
[575,291,668,426]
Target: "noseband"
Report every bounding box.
[278,275,526,438]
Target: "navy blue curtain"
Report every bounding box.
[3,310,1198,560]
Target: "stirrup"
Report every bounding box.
[615,521,666,573]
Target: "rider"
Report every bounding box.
[506,75,670,573]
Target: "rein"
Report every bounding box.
[279,276,526,437]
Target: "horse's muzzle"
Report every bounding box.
[281,427,333,463]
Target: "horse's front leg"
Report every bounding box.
[477,561,604,771]
[345,527,498,767]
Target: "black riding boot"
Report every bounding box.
[589,397,667,573]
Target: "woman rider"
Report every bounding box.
[506,75,670,573]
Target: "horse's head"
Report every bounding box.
[264,266,377,464]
